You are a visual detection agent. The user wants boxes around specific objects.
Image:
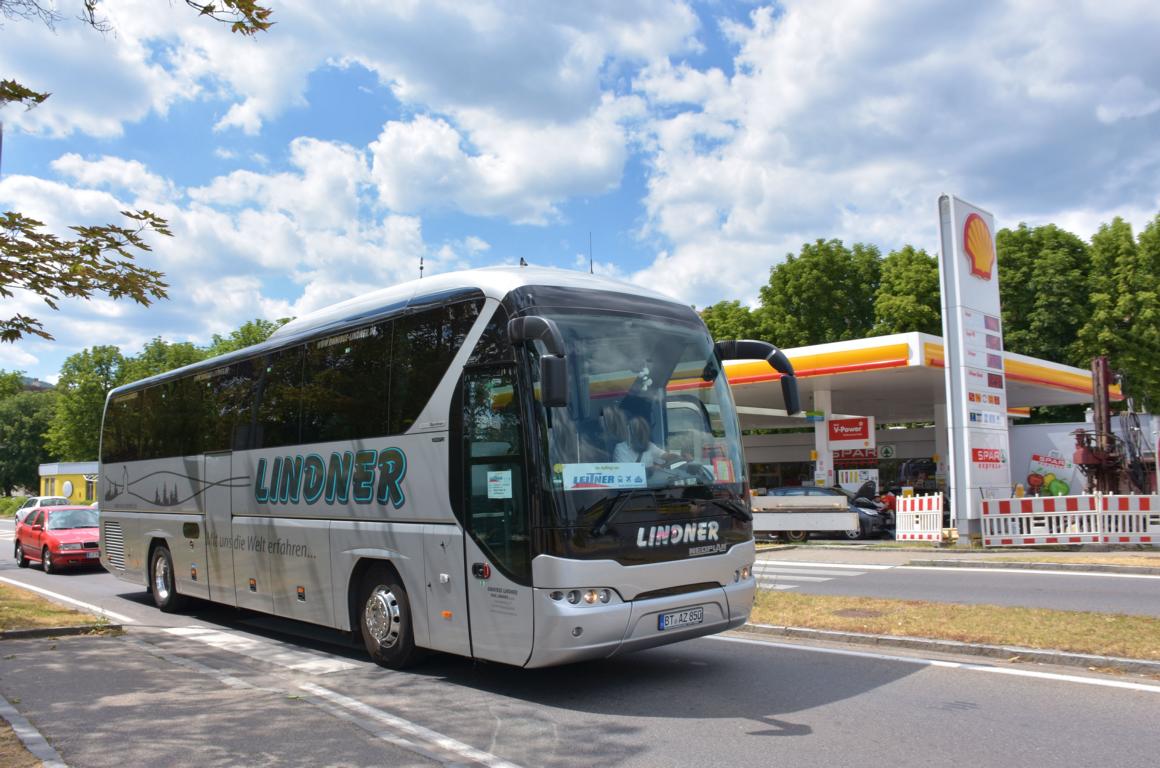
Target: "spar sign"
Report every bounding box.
[828,416,875,450]
[938,195,1013,533]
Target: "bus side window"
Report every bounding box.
[391,301,480,434]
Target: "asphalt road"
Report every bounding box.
[753,559,1160,616]
[1,530,1159,767]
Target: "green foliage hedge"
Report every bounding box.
[0,496,29,518]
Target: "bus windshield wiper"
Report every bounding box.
[704,497,752,522]
[591,490,647,537]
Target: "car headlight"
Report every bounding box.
[59,542,83,551]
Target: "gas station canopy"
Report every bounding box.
[725,332,1119,429]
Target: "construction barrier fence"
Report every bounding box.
[981,494,1160,547]
[894,493,944,541]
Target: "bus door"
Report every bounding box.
[203,451,238,606]
[461,367,534,666]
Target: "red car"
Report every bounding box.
[14,505,102,573]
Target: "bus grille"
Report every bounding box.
[102,522,126,570]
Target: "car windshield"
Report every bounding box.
[42,498,70,507]
[536,310,746,525]
[46,509,99,530]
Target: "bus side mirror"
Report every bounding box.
[509,315,569,407]
[714,339,800,415]
[540,356,568,407]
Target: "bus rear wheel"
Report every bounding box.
[359,565,418,669]
[150,544,188,613]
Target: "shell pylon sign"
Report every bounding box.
[937,195,1012,539]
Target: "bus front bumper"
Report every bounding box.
[524,576,756,668]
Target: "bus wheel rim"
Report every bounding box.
[365,587,401,648]
[153,555,171,601]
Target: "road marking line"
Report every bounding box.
[301,682,527,768]
[758,584,799,591]
[753,572,833,583]
[758,560,894,570]
[898,565,1160,580]
[0,576,136,624]
[753,566,867,578]
[163,626,358,674]
[711,635,1160,693]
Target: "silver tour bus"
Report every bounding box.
[98,267,799,668]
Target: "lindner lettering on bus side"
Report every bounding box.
[253,448,408,508]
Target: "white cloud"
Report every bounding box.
[629,0,1160,306]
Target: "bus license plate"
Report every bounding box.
[86,551,100,559]
[658,607,704,631]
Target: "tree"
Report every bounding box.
[1076,216,1160,409]
[45,345,125,460]
[0,0,273,342]
[700,300,759,341]
[757,239,881,347]
[997,223,1091,365]
[0,390,57,495]
[871,245,941,336]
[205,317,291,357]
[0,368,23,399]
[119,337,208,383]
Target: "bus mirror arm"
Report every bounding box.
[508,316,569,407]
[714,339,801,416]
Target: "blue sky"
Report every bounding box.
[2,0,1159,383]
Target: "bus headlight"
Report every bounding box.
[741,564,752,580]
[550,588,615,606]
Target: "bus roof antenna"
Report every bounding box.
[589,231,593,274]
[419,255,423,279]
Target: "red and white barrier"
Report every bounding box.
[1099,495,1160,545]
[895,493,944,541]
[981,495,1102,546]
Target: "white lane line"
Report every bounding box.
[711,634,1160,694]
[758,560,895,570]
[753,572,833,583]
[301,682,527,768]
[0,576,136,625]
[163,626,358,674]
[758,583,800,591]
[899,565,1160,580]
[753,566,868,578]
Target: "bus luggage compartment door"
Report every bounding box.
[204,452,238,606]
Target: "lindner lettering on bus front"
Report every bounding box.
[254,448,408,508]
[636,520,719,548]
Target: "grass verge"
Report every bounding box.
[0,722,39,768]
[0,584,109,632]
[751,591,1160,661]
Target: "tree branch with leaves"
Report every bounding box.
[0,0,273,343]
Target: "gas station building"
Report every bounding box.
[723,331,1130,496]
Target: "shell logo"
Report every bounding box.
[962,212,995,280]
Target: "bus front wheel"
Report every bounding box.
[359,565,418,669]
[150,544,187,613]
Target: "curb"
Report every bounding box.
[906,559,1160,576]
[0,624,121,641]
[738,623,1160,676]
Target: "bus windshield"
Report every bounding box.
[537,311,746,525]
